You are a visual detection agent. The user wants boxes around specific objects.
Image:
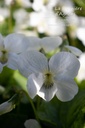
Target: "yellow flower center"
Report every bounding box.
[0,50,8,64]
[43,72,54,88]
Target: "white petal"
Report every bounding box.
[64,45,82,56]
[7,53,18,70]
[27,73,43,99]
[38,83,57,101]
[41,36,62,52]
[55,77,78,102]
[49,52,80,78]
[0,34,4,50]
[27,36,41,51]
[4,33,29,53]
[24,119,41,128]
[17,50,48,77]
[0,101,14,115]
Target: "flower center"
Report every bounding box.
[0,50,8,64]
[39,48,46,55]
[43,72,54,88]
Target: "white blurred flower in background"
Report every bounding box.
[17,0,32,8]
[47,0,58,9]
[75,17,85,45]
[59,0,74,12]
[32,0,45,11]
[65,13,79,27]
[76,27,85,46]
[29,8,65,35]
[0,8,9,22]
[13,9,30,32]
[24,119,41,128]
[77,53,85,81]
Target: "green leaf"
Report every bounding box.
[59,90,85,128]
[37,97,62,128]
[37,86,85,128]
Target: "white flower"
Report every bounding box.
[0,8,9,22]
[0,33,29,72]
[47,0,58,9]
[29,9,65,35]
[26,36,62,53]
[76,27,85,46]
[32,0,44,11]
[24,119,41,128]
[13,9,29,31]
[77,53,85,81]
[16,51,80,101]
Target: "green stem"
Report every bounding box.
[37,96,41,110]
[25,92,38,120]
[25,92,42,128]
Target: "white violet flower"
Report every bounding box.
[27,36,62,53]
[16,51,80,101]
[0,33,29,72]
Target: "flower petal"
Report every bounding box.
[24,119,41,128]
[49,52,80,78]
[55,77,78,102]
[27,73,43,99]
[17,50,48,77]
[27,36,41,51]
[38,83,57,101]
[41,36,62,52]
[4,33,29,53]
[0,94,16,116]
[0,101,13,115]
[64,45,82,56]
[0,34,4,50]
[7,53,18,70]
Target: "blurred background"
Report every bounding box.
[0,0,85,128]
